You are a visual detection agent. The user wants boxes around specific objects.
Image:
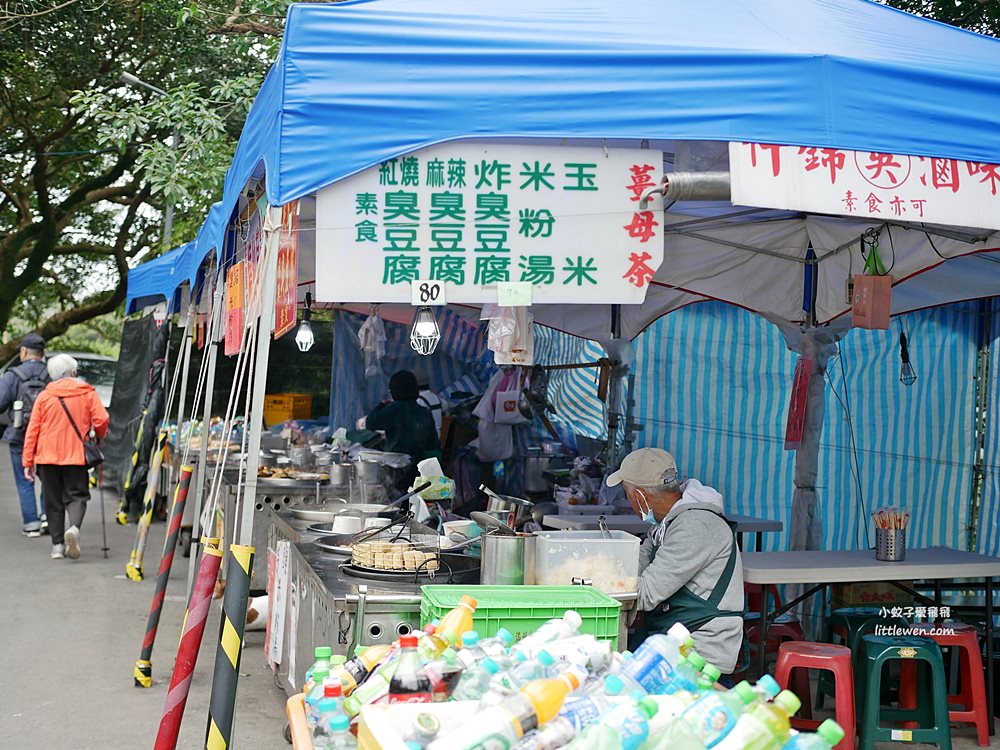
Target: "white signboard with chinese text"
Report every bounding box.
[730,142,1000,230]
[315,144,664,303]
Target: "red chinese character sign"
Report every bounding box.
[730,143,1000,231]
[314,144,664,304]
[224,261,245,357]
[274,201,300,338]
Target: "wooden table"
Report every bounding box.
[542,512,782,551]
[742,546,1000,732]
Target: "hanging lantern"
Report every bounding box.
[410,306,440,355]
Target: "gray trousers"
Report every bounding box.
[37,465,89,546]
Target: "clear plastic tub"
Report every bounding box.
[534,530,640,594]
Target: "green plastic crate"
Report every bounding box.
[420,585,621,649]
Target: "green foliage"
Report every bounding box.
[881,0,1000,35]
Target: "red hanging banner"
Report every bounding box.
[274,201,300,339]
[784,356,813,451]
[224,261,245,356]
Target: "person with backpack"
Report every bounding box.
[22,354,109,560]
[0,333,50,537]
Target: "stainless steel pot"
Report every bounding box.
[484,491,535,527]
[353,458,381,483]
[480,533,534,585]
[328,462,353,486]
[523,449,550,494]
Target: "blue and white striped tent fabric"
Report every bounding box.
[632,302,979,552]
[976,300,1000,555]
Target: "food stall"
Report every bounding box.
[120,1,1000,748]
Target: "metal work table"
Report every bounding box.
[542,512,782,551]
[270,539,637,697]
[742,546,1000,732]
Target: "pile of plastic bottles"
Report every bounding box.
[301,595,845,750]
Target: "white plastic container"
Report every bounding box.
[534,530,640,594]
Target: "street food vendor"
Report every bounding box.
[607,448,744,674]
[364,370,442,463]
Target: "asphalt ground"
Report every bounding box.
[0,454,286,748]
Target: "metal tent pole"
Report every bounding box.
[186,278,224,599]
[204,206,280,750]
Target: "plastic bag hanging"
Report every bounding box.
[358,307,386,377]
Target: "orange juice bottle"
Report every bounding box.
[519,670,583,725]
[437,595,477,637]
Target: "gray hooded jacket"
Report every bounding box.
[636,478,744,673]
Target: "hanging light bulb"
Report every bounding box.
[295,291,315,352]
[898,329,916,386]
[410,306,440,355]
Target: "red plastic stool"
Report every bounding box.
[899,622,988,747]
[775,641,856,750]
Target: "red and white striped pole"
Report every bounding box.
[135,465,192,687]
[153,538,223,750]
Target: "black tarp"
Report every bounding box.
[104,317,169,482]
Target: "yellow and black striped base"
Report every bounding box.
[204,544,254,750]
[134,659,152,688]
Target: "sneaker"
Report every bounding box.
[65,526,80,560]
[40,518,49,535]
[22,524,42,538]
[51,544,65,559]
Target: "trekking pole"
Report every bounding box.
[98,464,109,558]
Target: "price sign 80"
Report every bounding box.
[410,280,447,306]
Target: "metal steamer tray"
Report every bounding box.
[338,553,481,584]
[258,476,330,490]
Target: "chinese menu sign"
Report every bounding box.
[240,200,265,326]
[315,144,665,304]
[274,201,299,338]
[730,142,1000,230]
[224,261,245,356]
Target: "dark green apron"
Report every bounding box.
[643,516,744,635]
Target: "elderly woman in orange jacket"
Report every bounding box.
[23,354,109,560]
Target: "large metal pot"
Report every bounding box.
[353,458,381,483]
[523,448,550,494]
[328,462,353,486]
[480,533,534,585]
[485,492,535,528]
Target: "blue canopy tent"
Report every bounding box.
[126,0,1000,556]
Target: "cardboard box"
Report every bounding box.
[830,580,913,608]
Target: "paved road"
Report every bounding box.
[0,455,286,748]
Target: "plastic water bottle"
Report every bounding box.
[456,631,486,669]
[308,678,344,728]
[481,627,516,657]
[663,651,708,693]
[335,644,393,695]
[418,623,459,660]
[514,716,577,750]
[429,671,582,750]
[453,656,502,700]
[573,696,659,750]
[305,668,331,725]
[559,674,627,731]
[647,692,699,731]
[304,646,333,691]
[679,680,761,748]
[324,712,358,750]
[714,690,801,750]
[313,698,353,749]
[483,650,559,705]
[512,612,583,657]
[622,624,693,695]
[782,720,845,750]
[542,635,612,672]
[436,595,478,637]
